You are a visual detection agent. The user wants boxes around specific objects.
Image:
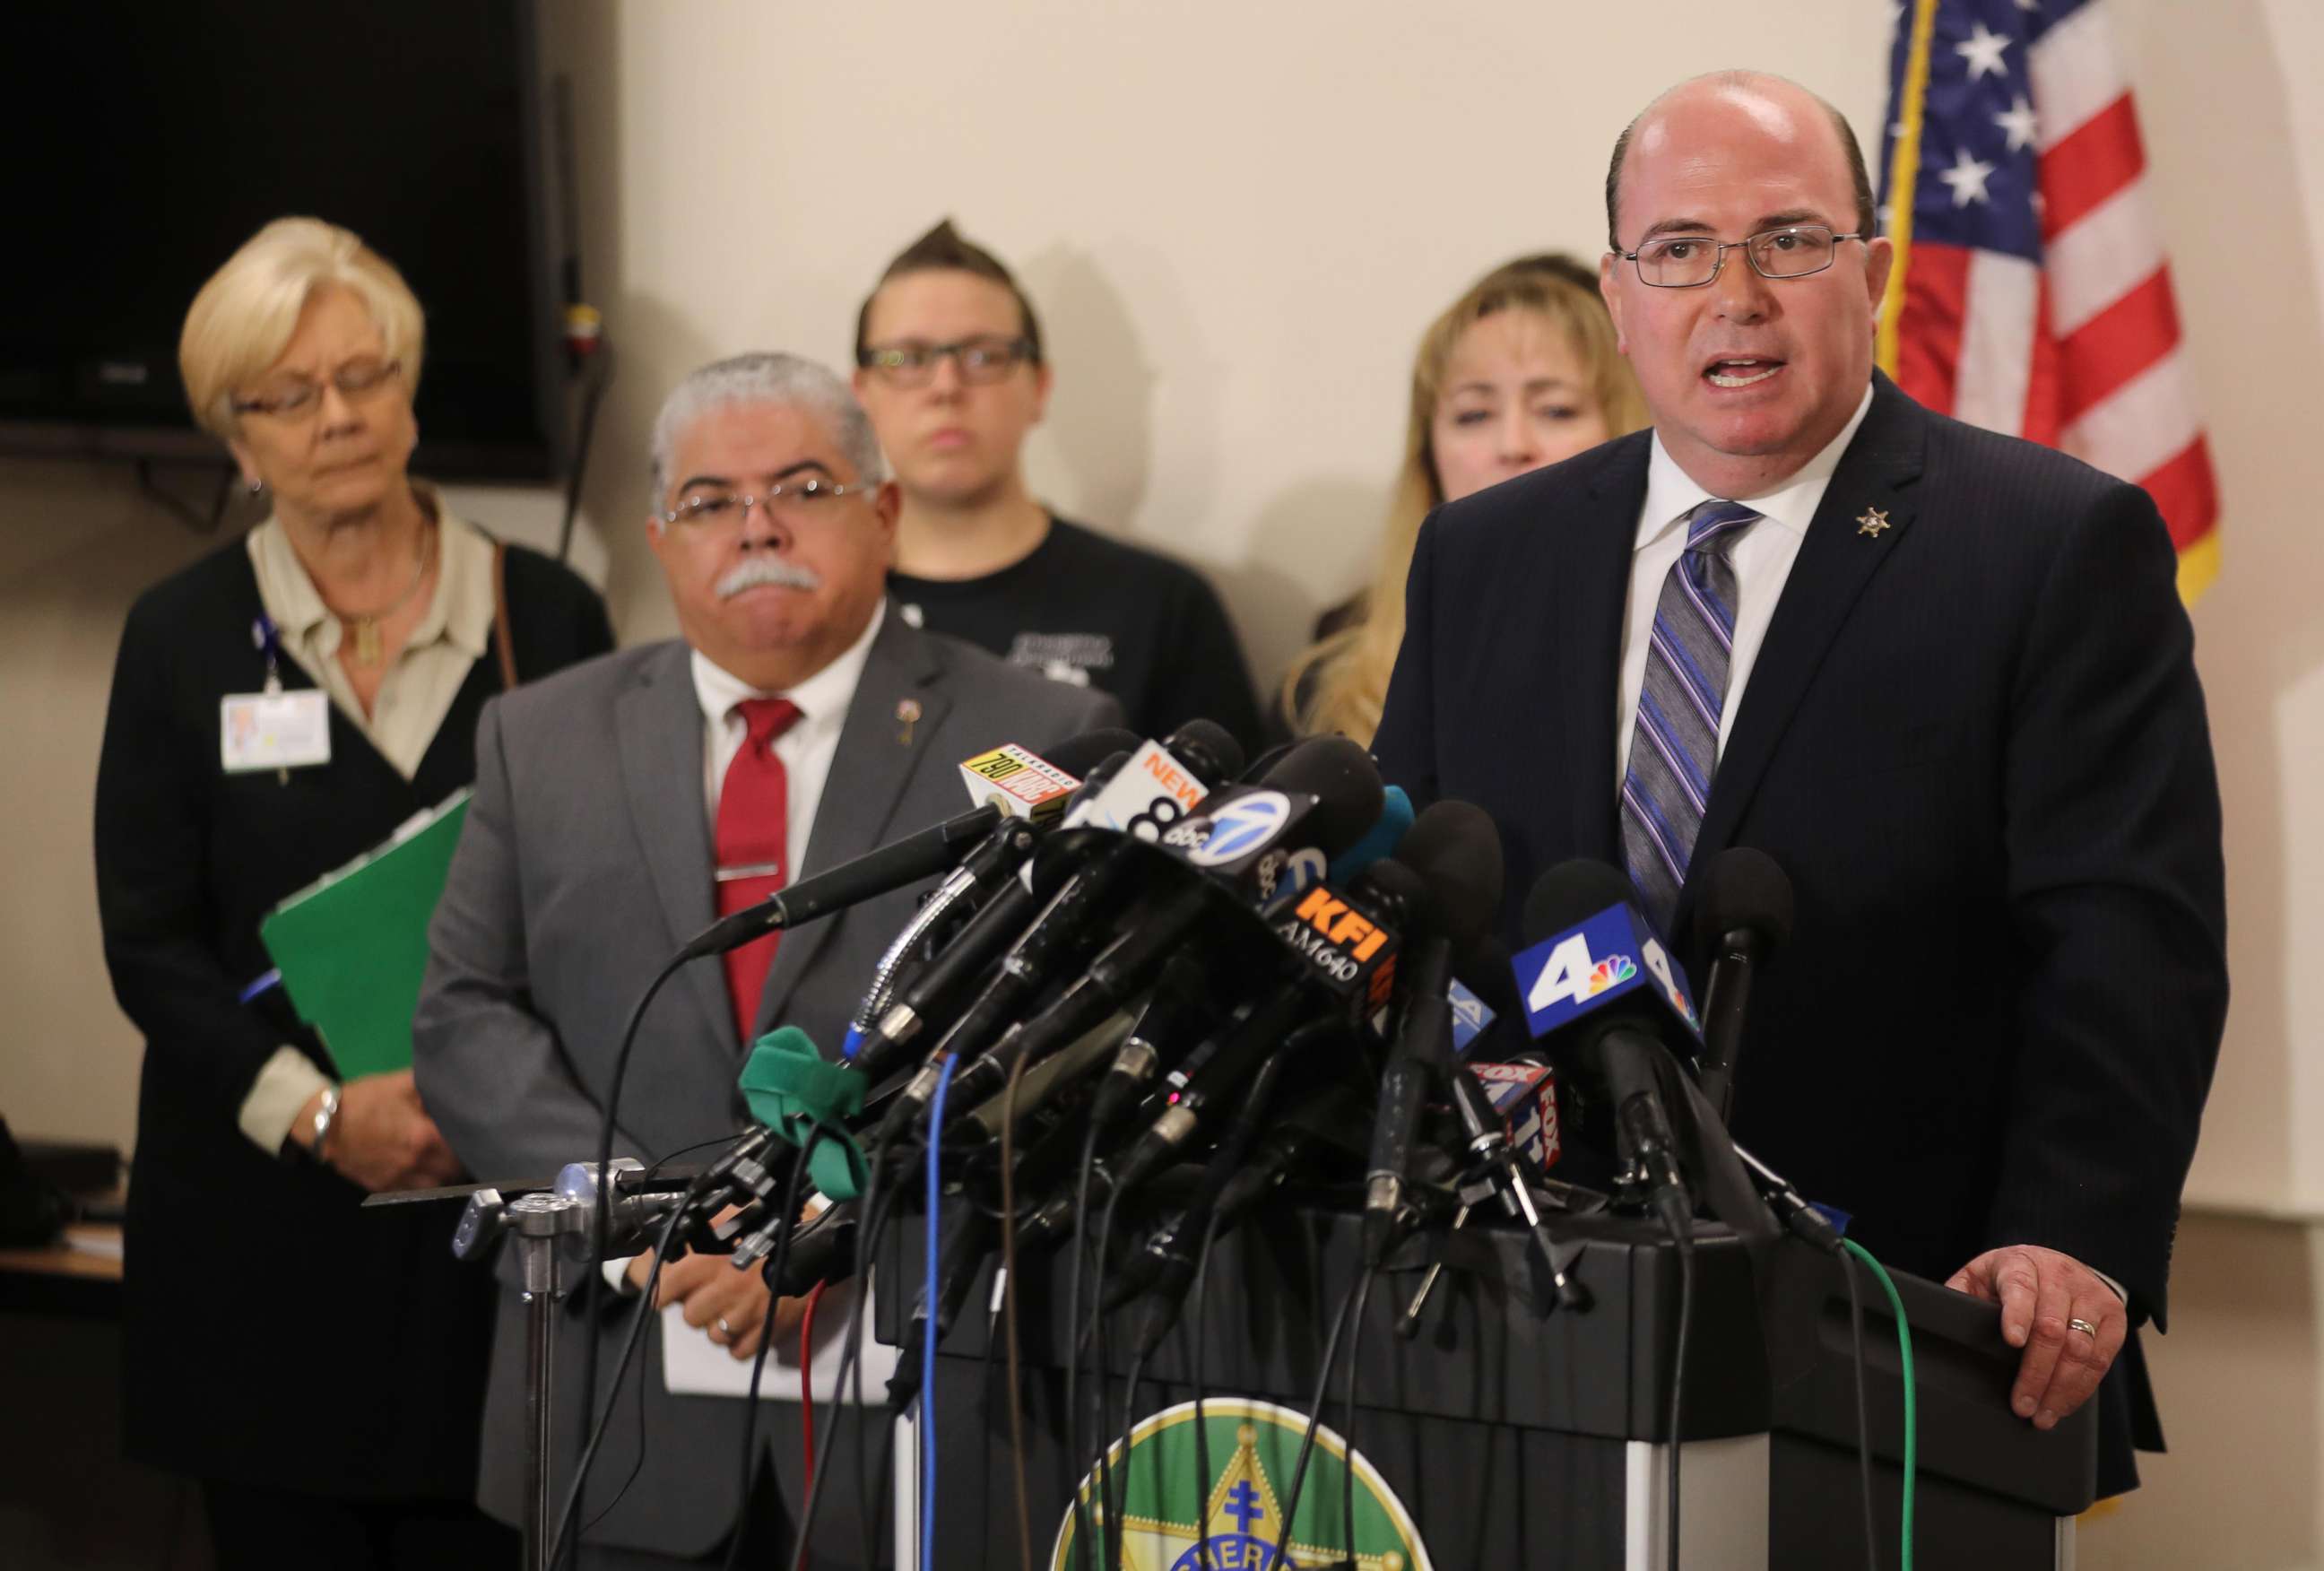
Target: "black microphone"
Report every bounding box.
[1084,951,1217,1133]
[1514,860,1701,1240]
[854,723,1244,1090]
[937,733,1391,1124]
[1119,1077,1375,1349]
[1691,847,1794,1123]
[878,729,1375,1148]
[1362,802,1505,1266]
[676,804,1006,961]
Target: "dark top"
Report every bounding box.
[93,534,612,1496]
[1371,373,2225,1494]
[889,516,1264,755]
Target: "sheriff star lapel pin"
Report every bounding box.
[1857,507,1891,538]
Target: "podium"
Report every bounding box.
[878,1197,2096,1569]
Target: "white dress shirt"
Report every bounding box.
[1615,386,1876,785]
[690,600,885,861]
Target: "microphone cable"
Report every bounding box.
[1667,1234,1695,1571]
[798,1280,830,1484]
[1340,1262,1367,1570]
[1264,1268,1369,1571]
[577,1133,746,1542]
[1842,1237,1919,1571]
[549,1142,724,1568]
[1187,1208,1227,1571]
[921,1055,962,1571]
[574,948,694,1549]
[785,1150,908,1571]
[1841,1245,1881,1571]
[997,1039,1040,1571]
[1061,1117,1107,1571]
[720,1126,824,1571]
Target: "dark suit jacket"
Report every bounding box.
[1371,372,2226,1492]
[412,608,1121,1559]
[92,535,612,1495]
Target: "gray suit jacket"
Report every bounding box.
[413,608,1121,1559]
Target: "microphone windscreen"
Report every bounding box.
[1043,727,1142,780]
[1695,846,1795,950]
[1396,801,1504,950]
[1355,857,1430,928]
[1454,933,1522,1020]
[1163,719,1244,787]
[1258,735,1384,858]
[1326,784,1415,884]
[1522,858,1639,946]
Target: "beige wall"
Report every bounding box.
[3,0,2319,1559]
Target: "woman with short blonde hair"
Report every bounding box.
[179,217,427,442]
[1282,255,1647,743]
[95,217,611,1567]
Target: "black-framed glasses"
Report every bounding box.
[230,358,403,419]
[655,477,874,530]
[1615,224,1869,289]
[856,335,1036,387]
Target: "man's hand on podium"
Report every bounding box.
[1947,1245,2127,1432]
[620,1207,807,1362]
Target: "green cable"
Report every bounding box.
[1840,1237,1916,1571]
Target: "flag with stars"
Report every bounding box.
[1877,0,2220,601]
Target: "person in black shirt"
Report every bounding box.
[853,219,1263,751]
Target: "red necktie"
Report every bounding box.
[715,697,802,1045]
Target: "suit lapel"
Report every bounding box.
[751,611,952,1041]
[1684,375,1928,919]
[1561,435,1654,864]
[614,642,735,1060]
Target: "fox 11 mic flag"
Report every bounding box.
[1877,0,2220,603]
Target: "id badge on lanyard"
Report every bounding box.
[221,614,331,780]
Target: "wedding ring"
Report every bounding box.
[2067,1317,2098,1338]
[715,1317,733,1337]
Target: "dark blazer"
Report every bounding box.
[92,534,613,1496]
[412,610,1122,1558]
[1371,372,2226,1492]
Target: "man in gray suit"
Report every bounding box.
[413,352,1121,1567]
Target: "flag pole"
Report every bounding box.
[1877,0,1944,377]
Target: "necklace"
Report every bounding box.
[331,524,433,667]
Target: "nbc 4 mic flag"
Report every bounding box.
[1878,0,2220,602]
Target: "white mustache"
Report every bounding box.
[715,557,822,599]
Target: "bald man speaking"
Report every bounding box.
[1371,72,2225,1494]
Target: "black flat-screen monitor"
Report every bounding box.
[0,0,564,481]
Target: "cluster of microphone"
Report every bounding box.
[643,712,1834,1426]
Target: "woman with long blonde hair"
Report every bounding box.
[1282,254,1646,742]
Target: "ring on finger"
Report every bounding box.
[2067,1316,2098,1338]
[715,1316,733,1338]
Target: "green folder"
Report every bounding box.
[258,790,471,1080]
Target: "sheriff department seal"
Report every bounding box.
[1051,1398,1430,1570]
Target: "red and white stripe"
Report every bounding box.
[1901,2,2220,569]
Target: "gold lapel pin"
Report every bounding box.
[1857,507,1892,538]
[895,697,922,746]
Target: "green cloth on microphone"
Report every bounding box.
[737,1026,868,1199]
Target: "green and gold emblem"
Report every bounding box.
[1051,1398,1432,1570]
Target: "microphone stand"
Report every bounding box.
[445,1159,689,1571]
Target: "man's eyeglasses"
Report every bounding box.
[655,477,874,530]
[1615,224,1869,289]
[856,335,1036,388]
[230,358,403,420]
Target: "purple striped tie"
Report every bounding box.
[1620,499,1761,935]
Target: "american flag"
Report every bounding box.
[1877,0,2220,601]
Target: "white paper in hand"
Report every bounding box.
[659,1274,899,1403]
